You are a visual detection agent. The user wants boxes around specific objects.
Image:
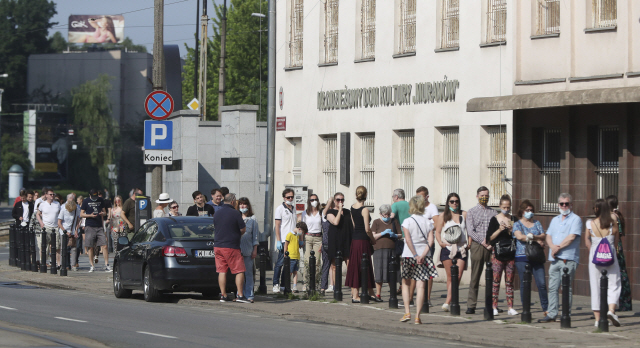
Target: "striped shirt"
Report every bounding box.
[466,203,497,246]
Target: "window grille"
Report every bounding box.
[324,0,339,63]
[440,0,459,48]
[536,0,560,35]
[441,129,459,202]
[360,135,375,206]
[399,131,415,197]
[398,0,416,54]
[540,129,561,211]
[361,0,376,59]
[486,0,506,43]
[293,139,302,185]
[288,0,304,67]
[592,0,616,28]
[487,127,507,206]
[323,136,338,201]
[597,127,619,199]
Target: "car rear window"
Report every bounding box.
[167,223,215,240]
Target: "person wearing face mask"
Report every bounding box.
[513,200,548,318]
[370,204,401,301]
[238,197,260,302]
[538,193,582,323]
[485,195,518,316]
[301,194,322,291]
[273,188,297,293]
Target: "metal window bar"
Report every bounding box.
[323,137,338,202]
[486,0,506,43]
[399,132,415,198]
[293,140,302,185]
[540,129,561,211]
[487,127,507,206]
[536,0,560,35]
[440,0,459,48]
[361,0,376,59]
[440,129,459,203]
[592,0,617,28]
[596,127,619,199]
[398,0,416,54]
[324,0,339,63]
[288,0,304,67]
[360,135,375,206]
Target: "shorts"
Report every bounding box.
[440,247,468,262]
[290,259,299,273]
[214,247,246,274]
[84,226,107,248]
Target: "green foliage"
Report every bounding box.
[305,291,321,301]
[287,292,299,300]
[182,0,267,120]
[0,133,32,194]
[49,31,67,53]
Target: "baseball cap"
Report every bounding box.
[89,189,98,198]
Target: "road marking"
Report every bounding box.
[0,253,8,254]
[54,317,87,323]
[137,331,178,339]
[0,306,17,311]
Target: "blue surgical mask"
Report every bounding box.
[381,217,390,223]
[524,211,534,219]
[449,207,459,212]
[239,208,248,213]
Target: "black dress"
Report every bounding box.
[345,206,375,289]
[327,208,352,260]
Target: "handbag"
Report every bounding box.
[391,218,405,256]
[591,222,615,266]
[525,241,546,264]
[68,235,77,247]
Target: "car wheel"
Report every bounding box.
[113,263,132,298]
[143,266,162,302]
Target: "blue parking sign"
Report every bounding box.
[144,120,173,150]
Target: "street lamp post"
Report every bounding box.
[252,12,266,121]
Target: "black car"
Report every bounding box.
[113,216,235,302]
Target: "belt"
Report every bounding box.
[306,232,322,237]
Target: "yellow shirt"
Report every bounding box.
[285,232,301,260]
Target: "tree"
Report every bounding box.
[182,0,267,120]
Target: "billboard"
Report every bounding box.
[68,15,124,44]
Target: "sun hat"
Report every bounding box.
[156,193,172,204]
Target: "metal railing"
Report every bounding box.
[488,127,507,206]
[592,0,617,28]
[360,135,375,206]
[441,128,459,202]
[288,0,304,67]
[398,0,416,54]
[361,0,376,59]
[324,0,340,63]
[596,127,619,198]
[323,136,337,200]
[486,0,507,43]
[540,129,561,211]
[536,0,560,35]
[440,0,459,48]
[399,131,415,197]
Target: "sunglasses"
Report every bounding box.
[285,196,294,199]
[310,199,319,202]
[171,206,179,209]
[335,199,345,202]
[449,200,459,204]
[559,202,570,206]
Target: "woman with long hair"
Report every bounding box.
[84,16,117,43]
[238,197,260,303]
[345,186,377,303]
[110,195,125,252]
[301,194,322,291]
[319,201,333,294]
[585,198,621,326]
[434,192,469,312]
[326,192,353,292]
[607,195,631,311]
[57,193,81,271]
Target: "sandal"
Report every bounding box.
[400,313,411,322]
[414,318,422,325]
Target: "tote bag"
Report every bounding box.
[591,222,614,267]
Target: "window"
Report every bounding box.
[535,0,560,35]
[487,127,507,206]
[540,129,561,212]
[440,129,459,202]
[360,135,375,206]
[360,0,376,59]
[292,138,302,185]
[440,0,459,48]
[398,0,416,54]
[287,0,304,67]
[398,131,415,197]
[323,0,340,64]
[592,0,616,28]
[596,127,619,198]
[486,0,507,43]
[323,136,338,200]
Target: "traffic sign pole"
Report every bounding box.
[152,0,165,207]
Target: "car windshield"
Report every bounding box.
[167,222,215,240]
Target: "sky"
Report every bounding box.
[49,0,224,57]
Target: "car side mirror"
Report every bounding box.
[117,236,130,251]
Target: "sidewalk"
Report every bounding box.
[1,259,639,348]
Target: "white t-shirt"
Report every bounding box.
[22,202,30,222]
[275,203,296,242]
[58,206,81,234]
[153,209,168,218]
[301,210,322,234]
[401,214,433,258]
[38,200,61,228]
[423,202,439,222]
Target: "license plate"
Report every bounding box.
[195,250,215,258]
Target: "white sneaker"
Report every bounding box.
[442,303,450,312]
[88,266,95,273]
[607,311,621,327]
[507,308,518,316]
[493,308,499,316]
[595,320,599,327]
[272,285,280,294]
[326,285,334,293]
[71,266,78,272]
[104,265,112,272]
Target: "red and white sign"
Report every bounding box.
[279,87,283,110]
[145,91,174,120]
[68,129,74,136]
[276,117,286,131]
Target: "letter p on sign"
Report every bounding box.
[144,120,173,150]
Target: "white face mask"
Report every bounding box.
[501,209,510,215]
[559,208,571,216]
[285,200,293,206]
[524,211,534,219]
[239,208,248,213]
[310,201,318,208]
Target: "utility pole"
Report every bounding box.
[218,0,227,119]
[264,0,276,257]
[198,0,209,120]
[152,0,165,204]
[194,0,199,100]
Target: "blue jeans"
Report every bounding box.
[273,250,285,286]
[515,260,549,312]
[547,259,577,319]
[243,255,255,300]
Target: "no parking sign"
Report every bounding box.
[145,91,174,120]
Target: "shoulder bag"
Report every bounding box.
[517,221,546,264]
[67,208,78,248]
[591,222,615,267]
[409,217,431,256]
[494,217,516,261]
[392,218,405,256]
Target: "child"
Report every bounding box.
[285,221,306,293]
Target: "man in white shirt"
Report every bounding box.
[272,188,297,293]
[36,189,61,266]
[416,186,439,307]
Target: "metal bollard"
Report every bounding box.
[9,224,15,266]
[40,229,47,273]
[360,253,369,304]
[334,251,343,301]
[309,250,316,295]
[560,267,571,329]
[422,274,430,313]
[50,230,57,275]
[282,251,291,295]
[30,228,37,272]
[17,226,22,269]
[60,232,68,277]
[484,261,494,320]
[598,270,609,332]
[450,259,460,316]
[521,263,532,323]
[25,226,31,271]
[20,227,27,270]
[388,254,398,308]
[258,248,267,294]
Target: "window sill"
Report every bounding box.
[392,52,416,59]
[318,62,338,67]
[479,41,506,48]
[531,33,560,40]
[568,73,623,82]
[515,78,566,86]
[627,71,640,78]
[284,66,303,71]
[354,58,375,63]
[434,47,459,53]
[584,26,617,33]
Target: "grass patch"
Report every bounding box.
[275,294,287,299]
[592,328,603,333]
[287,293,300,300]
[304,291,321,301]
[516,321,531,325]
[330,299,339,303]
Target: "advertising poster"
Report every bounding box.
[68,15,124,44]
